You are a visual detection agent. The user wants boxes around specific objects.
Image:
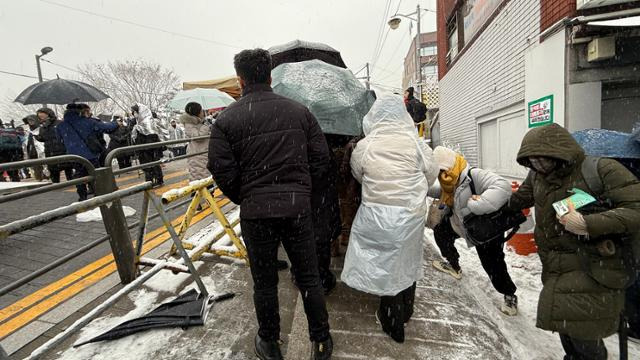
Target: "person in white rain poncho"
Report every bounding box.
[341,94,438,343]
[131,103,168,186]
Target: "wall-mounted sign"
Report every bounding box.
[528,95,554,128]
[463,0,502,44]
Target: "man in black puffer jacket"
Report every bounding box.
[35,108,73,183]
[208,48,333,360]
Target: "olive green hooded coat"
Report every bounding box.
[509,124,640,340]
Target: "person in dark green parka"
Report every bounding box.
[509,123,640,360]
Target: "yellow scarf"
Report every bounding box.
[438,155,468,207]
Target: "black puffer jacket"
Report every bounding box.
[35,116,66,157]
[107,124,131,151]
[208,83,331,219]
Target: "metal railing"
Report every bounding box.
[0,155,95,204]
[0,135,210,297]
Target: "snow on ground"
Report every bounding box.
[75,206,136,222]
[56,289,182,360]
[56,209,248,360]
[425,229,640,359]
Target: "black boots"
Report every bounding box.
[376,310,405,343]
[311,334,333,360]
[255,334,333,360]
[255,334,283,360]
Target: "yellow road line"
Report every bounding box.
[0,198,229,339]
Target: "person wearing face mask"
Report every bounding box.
[508,123,640,360]
[180,102,210,181]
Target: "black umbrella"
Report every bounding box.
[14,78,110,105]
[268,39,347,69]
[74,289,219,347]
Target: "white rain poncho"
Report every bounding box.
[131,103,169,142]
[341,94,439,296]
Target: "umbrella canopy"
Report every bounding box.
[272,59,375,136]
[74,289,208,347]
[573,128,640,159]
[268,39,347,69]
[14,78,109,105]
[182,75,242,99]
[167,88,235,111]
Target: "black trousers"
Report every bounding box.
[138,149,163,183]
[379,282,417,325]
[559,334,607,360]
[116,156,132,170]
[626,276,640,338]
[0,149,23,181]
[433,215,517,296]
[240,216,330,342]
[48,164,74,184]
[74,159,100,201]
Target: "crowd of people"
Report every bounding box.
[206,48,640,360]
[0,104,196,200]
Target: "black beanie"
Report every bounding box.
[406,87,415,97]
[185,102,203,117]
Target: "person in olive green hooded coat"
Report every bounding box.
[509,123,640,360]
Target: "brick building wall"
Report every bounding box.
[540,0,576,32]
[437,0,540,166]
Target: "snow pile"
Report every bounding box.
[76,206,136,222]
[426,229,640,359]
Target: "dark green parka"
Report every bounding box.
[509,124,640,340]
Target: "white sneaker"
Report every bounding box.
[432,260,463,280]
[501,295,518,316]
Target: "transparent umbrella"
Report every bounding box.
[167,88,235,111]
[272,60,375,136]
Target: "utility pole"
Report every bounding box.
[365,62,371,90]
[35,47,53,108]
[415,3,422,102]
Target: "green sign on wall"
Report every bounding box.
[528,95,554,128]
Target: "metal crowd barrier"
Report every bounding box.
[0,136,209,296]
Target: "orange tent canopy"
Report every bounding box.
[182,75,241,99]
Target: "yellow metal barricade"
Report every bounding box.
[161,178,248,263]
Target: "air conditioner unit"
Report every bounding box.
[577,0,638,10]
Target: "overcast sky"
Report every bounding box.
[0,0,437,120]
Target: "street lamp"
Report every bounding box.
[35,46,53,107]
[388,5,434,100]
[35,46,53,83]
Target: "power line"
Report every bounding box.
[39,0,243,50]
[371,27,391,68]
[40,59,84,75]
[352,64,368,76]
[379,26,410,72]
[394,0,403,14]
[371,0,403,68]
[0,70,41,80]
[370,0,392,63]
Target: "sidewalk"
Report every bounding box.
[29,224,516,360]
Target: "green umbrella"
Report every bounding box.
[168,88,235,111]
[272,59,375,136]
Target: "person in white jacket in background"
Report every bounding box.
[341,94,439,343]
